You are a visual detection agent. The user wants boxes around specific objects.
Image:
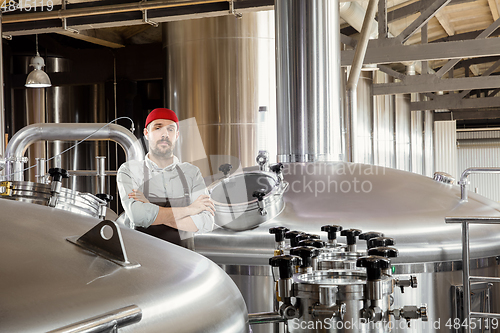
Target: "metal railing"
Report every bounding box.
[445,216,500,333]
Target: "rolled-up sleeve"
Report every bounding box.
[117,163,159,228]
[190,169,215,234]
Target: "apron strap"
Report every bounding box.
[175,164,191,204]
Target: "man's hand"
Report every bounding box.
[188,194,216,216]
[128,189,150,203]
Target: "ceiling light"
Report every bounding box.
[25,35,51,88]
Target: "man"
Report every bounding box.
[117,108,215,249]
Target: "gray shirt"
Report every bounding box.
[117,155,214,235]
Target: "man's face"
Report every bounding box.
[144,119,179,158]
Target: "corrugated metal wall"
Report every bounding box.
[457,129,500,202]
[434,120,457,179]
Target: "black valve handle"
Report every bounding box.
[290,246,320,268]
[295,233,320,243]
[341,229,362,246]
[368,246,399,258]
[367,237,396,249]
[269,227,290,243]
[269,255,302,279]
[285,231,305,247]
[219,164,233,176]
[252,190,266,202]
[269,163,284,175]
[359,231,384,242]
[321,225,343,241]
[356,256,391,281]
[297,239,325,249]
[48,168,69,182]
[96,194,114,203]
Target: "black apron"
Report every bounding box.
[136,164,195,250]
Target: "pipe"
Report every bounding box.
[0,14,5,160]
[275,0,341,162]
[3,0,221,24]
[345,0,378,162]
[248,312,286,325]
[459,167,500,202]
[5,123,144,181]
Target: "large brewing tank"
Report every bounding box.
[0,198,249,333]
[196,162,500,333]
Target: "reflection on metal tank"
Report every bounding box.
[275,0,342,162]
[1,199,249,333]
[197,162,500,332]
[354,71,373,164]
[163,12,276,176]
[395,94,411,172]
[373,72,395,168]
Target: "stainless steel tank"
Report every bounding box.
[0,198,249,333]
[197,162,500,333]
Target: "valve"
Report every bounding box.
[285,231,306,248]
[391,304,428,327]
[359,231,384,248]
[368,246,399,259]
[356,256,390,281]
[396,276,418,293]
[341,229,361,246]
[256,151,269,171]
[96,194,114,203]
[321,225,342,243]
[219,164,232,177]
[367,236,395,249]
[290,246,320,269]
[252,190,267,216]
[295,233,320,244]
[269,255,302,280]
[269,227,289,243]
[269,163,284,176]
[49,168,69,182]
[297,239,325,249]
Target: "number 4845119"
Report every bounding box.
[1,0,53,12]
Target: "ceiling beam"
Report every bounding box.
[411,96,500,110]
[341,37,500,66]
[435,10,455,36]
[456,58,500,98]
[373,75,500,95]
[58,29,125,48]
[488,0,500,21]
[435,17,500,78]
[396,0,452,44]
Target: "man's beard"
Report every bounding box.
[150,140,174,158]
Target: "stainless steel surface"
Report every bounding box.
[1,198,249,333]
[208,170,286,231]
[374,72,395,168]
[411,109,424,175]
[96,156,106,194]
[35,157,47,183]
[395,94,412,172]
[5,123,143,181]
[433,171,455,185]
[459,167,500,201]
[275,0,341,162]
[164,11,276,177]
[248,312,285,325]
[47,305,142,333]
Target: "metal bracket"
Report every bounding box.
[0,181,11,196]
[67,220,140,269]
[142,2,159,27]
[229,0,242,18]
[61,0,79,34]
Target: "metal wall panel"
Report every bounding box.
[457,129,500,202]
[354,71,374,164]
[434,120,457,178]
[395,94,411,171]
[373,71,395,168]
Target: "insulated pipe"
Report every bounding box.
[5,123,144,181]
[276,0,341,162]
[345,0,378,162]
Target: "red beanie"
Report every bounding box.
[145,108,179,128]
